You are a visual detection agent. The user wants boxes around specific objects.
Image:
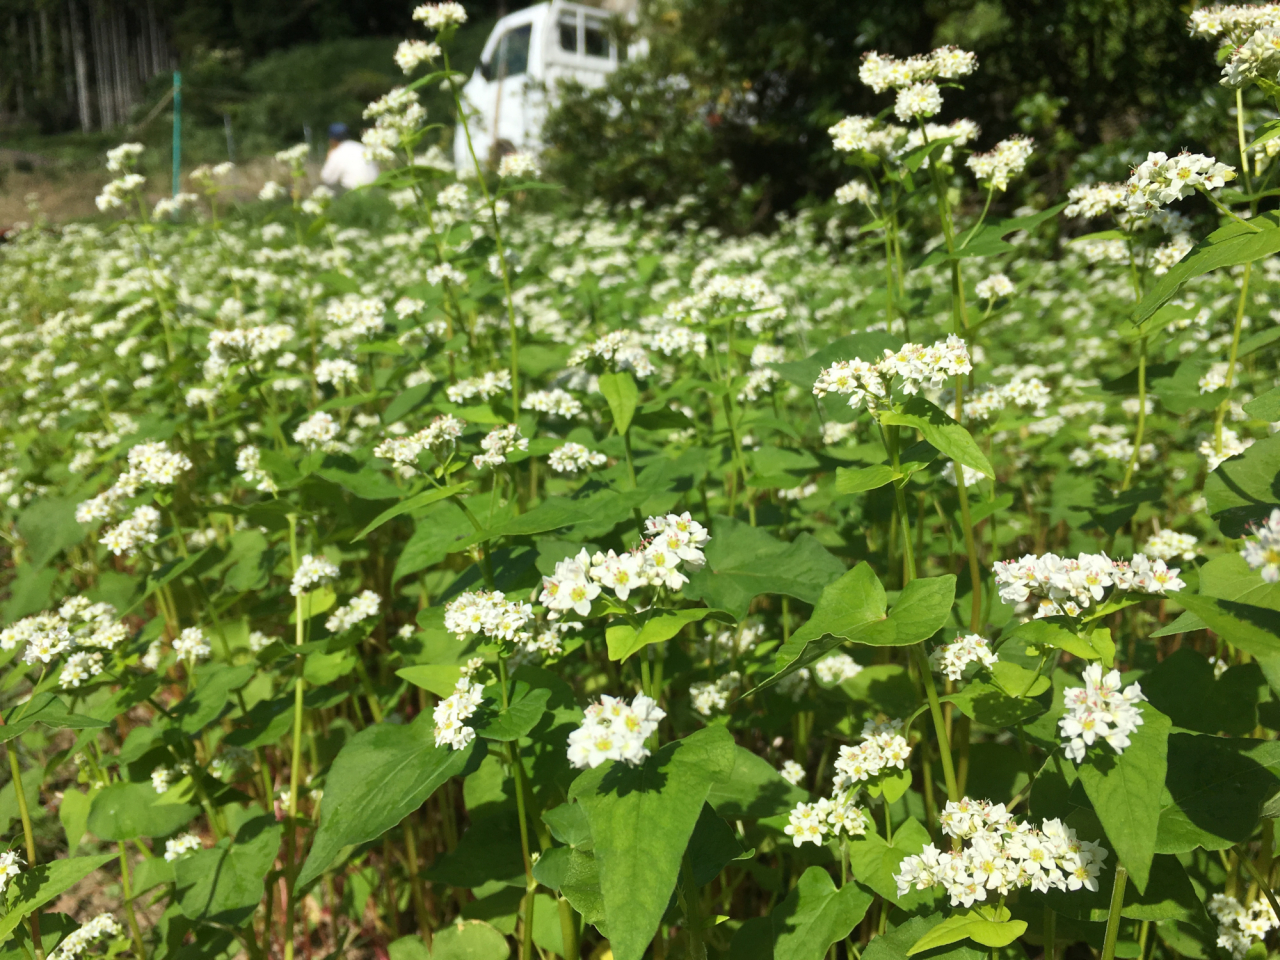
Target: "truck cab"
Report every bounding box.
[453,0,638,174]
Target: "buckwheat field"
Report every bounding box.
[10,4,1280,960]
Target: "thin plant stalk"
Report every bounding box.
[1214,260,1254,456]
[1100,865,1129,960]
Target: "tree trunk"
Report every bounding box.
[61,7,75,108]
[11,17,25,120]
[39,7,53,103]
[70,1,93,131]
[89,2,110,128]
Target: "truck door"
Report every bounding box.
[491,23,533,157]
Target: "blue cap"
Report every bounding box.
[328,122,350,140]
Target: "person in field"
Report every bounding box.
[319,122,379,190]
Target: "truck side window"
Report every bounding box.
[497,24,532,78]
[558,15,578,53]
[584,18,609,58]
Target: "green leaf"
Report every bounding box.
[87,781,199,840]
[0,693,109,741]
[1249,118,1280,151]
[396,664,465,697]
[885,576,956,645]
[1170,593,1280,660]
[880,397,994,478]
[1007,619,1108,663]
[682,517,844,619]
[1245,387,1280,421]
[606,608,716,661]
[845,816,932,904]
[706,746,808,819]
[835,464,897,494]
[351,483,469,540]
[942,681,1045,727]
[297,712,482,887]
[861,916,985,960]
[688,803,747,885]
[598,371,639,434]
[770,867,874,960]
[0,854,115,945]
[1078,702,1171,893]
[429,920,512,960]
[907,908,1027,954]
[1135,211,1280,324]
[1204,431,1280,536]
[16,496,87,568]
[475,683,550,741]
[765,564,889,692]
[174,815,283,925]
[1158,735,1280,853]
[567,725,736,960]
[173,663,255,735]
[58,787,96,851]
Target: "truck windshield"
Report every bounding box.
[487,23,531,79]
[559,15,578,53]
[584,18,608,58]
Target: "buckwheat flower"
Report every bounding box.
[690,671,740,716]
[434,677,484,750]
[523,388,583,418]
[291,555,339,596]
[1152,234,1195,275]
[566,693,665,769]
[326,590,381,633]
[248,631,276,653]
[1200,362,1230,394]
[929,634,998,681]
[314,358,360,386]
[832,719,912,792]
[395,38,442,74]
[173,627,211,663]
[1222,22,1280,88]
[828,115,876,152]
[426,263,468,286]
[150,761,189,793]
[835,181,873,206]
[447,370,511,403]
[1063,181,1127,218]
[47,913,124,960]
[164,833,202,862]
[0,850,22,895]
[826,792,870,837]
[472,424,528,469]
[259,180,287,202]
[894,81,943,121]
[975,273,1015,300]
[966,136,1034,191]
[1211,892,1280,959]
[645,512,711,567]
[784,801,829,847]
[95,174,146,212]
[293,411,338,449]
[1143,529,1199,562]
[779,760,806,785]
[1059,663,1147,763]
[548,442,607,474]
[443,590,533,645]
[1243,509,1280,581]
[540,549,601,617]
[1125,151,1236,217]
[413,1,467,29]
[127,441,193,486]
[99,504,162,558]
[941,461,985,488]
[236,445,277,494]
[1200,427,1253,470]
[930,45,978,78]
[60,651,104,689]
[497,151,540,179]
[813,653,862,684]
[106,142,144,172]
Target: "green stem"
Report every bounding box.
[911,645,959,803]
[1100,865,1128,960]
[283,516,306,960]
[1215,260,1253,456]
[1239,848,1280,926]
[680,852,706,960]
[1238,88,1254,197]
[1121,336,1147,492]
[6,744,43,960]
[119,842,147,960]
[499,658,538,960]
[1044,904,1056,960]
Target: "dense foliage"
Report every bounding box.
[10,6,1280,960]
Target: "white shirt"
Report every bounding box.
[320,140,380,190]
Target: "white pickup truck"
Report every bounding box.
[453,0,640,173]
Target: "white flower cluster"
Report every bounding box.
[1063,181,1127,218]
[993,551,1185,618]
[783,791,869,847]
[548,442,607,474]
[324,296,386,344]
[434,677,485,750]
[472,424,528,469]
[895,799,1108,907]
[567,330,654,377]
[1243,508,1280,582]
[1142,529,1199,562]
[1125,151,1235,217]
[75,441,193,525]
[894,83,944,121]
[497,151,540,179]
[106,142,144,173]
[1221,20,1280,87]
[0,850,21,895]
[95,174,145,212]
[835,180,873,207]
[236,445,277,494]
[858,46,978,93]
[447,370,511,403]
[974,273,1015,300]
[661,274,785,332]
[3,599,127,681]
[1210,893,1280,960]
[173,626,211,663]
[394,38,441,74]
[832,719,912,791]
[966,136,1034,191]
[522,388,583,418]
[60,651,104,688]
[929,634,998,681]
[99,503,161,557]
[293,411,339,450]
[539,514,710,616]
[315,359,359,386]
[362,87,426,161]
[374,414,464,470]
[780,760,806,785]
[150,760,192,794]
[48,913,124,960]
[814,653,863,685]
[445,589,534,645]
[413,1,467,29]
[567,693,665,769]
[1059,663,1147,763]
[1201,427,1254,471]
[205,324,293,377]
[291,555,339,596]
[689,671,741,715]
[813,335,972,412]
[164,833,202,862]
[326,590,381,633]
[1190,3,1280,44]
